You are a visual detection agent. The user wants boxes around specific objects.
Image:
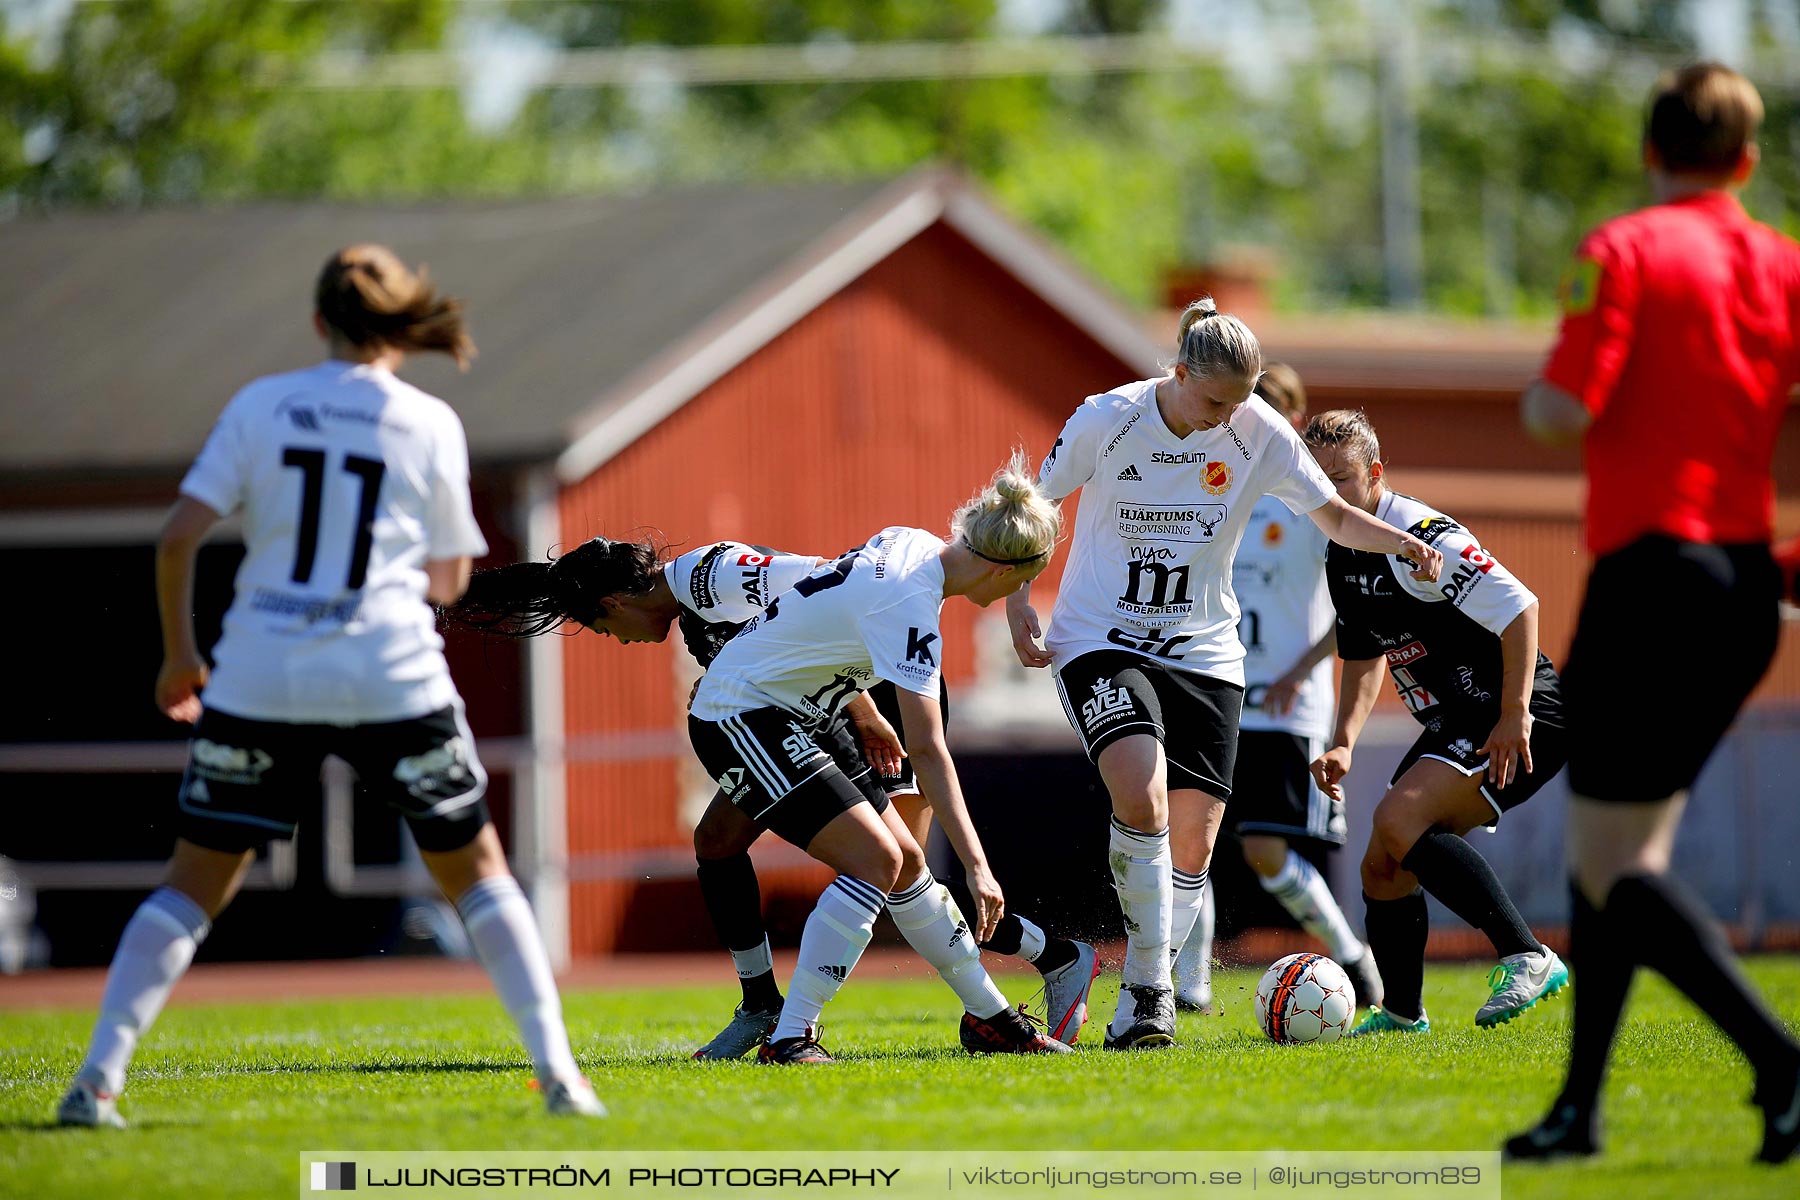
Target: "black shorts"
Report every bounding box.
[1391,693,1569,829]
[688,708,889,849]
[1228,730,1345,844]
[1054,649,1244,798]
[175,704,490,854]
[867,678,951,797]
[1563,536,1780,803]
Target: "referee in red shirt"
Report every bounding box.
[1507,63,1800,1163]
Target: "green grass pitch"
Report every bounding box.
[4,960,1798,1198]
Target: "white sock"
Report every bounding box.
[730,937,775,980]
[887,875,1007,1019]
[1015,915,1048,964]
[1109,818,1172,1034]
[773,875,882,1041]
[1170,867,1208,965]
[457,875,580,1083]
[1261,851,1363,962]
[1174,879,1215,1002]
[78,887,210,1094]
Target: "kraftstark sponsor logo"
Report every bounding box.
[904,628,938,667]
[1117,464,1143,481]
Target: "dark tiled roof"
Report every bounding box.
[0,179,893,472]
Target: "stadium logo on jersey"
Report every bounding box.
[904,628,938,667]
[1201,461,1234,495]
[1459,543,1497,574]
[1151,450,1206,465]
[1117,464,1143,481]
[1080,678,1136,730]
[191,739,274,785]
[716,766,749,800]
[1115,502,1227,544]
[1384,641,1427,667]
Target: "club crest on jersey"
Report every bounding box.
[1201,460,1234,495]
[1263,520,1283,546]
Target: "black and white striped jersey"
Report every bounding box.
[1326,490,1555,724]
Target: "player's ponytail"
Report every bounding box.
[952,448,1060,567]
[316,244,476,370]
[1168,294,1263,383]
[446,536,664,636]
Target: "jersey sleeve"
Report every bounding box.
[673,543,817,624]
[178,393,250,517]
[1395,518,1536,636]
[1540,227,1640,420]
[1037,399,1107,502]
[862,589,944,698]
[1259,417,1336,515]
[424,413,489,560]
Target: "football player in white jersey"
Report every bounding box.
[451,533,1097,1058]
[1005,299,1443,1050]
[690,455,1073,1063]
[1171,366,1382,1016]
[1304,410,1568,1038]
[58,247,603,1131]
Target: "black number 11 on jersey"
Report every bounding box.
[282,446,387,590]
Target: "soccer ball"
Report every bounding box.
[1254,952,1355,1044]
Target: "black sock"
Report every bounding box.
[1400,829,1539,959]
[1608,873,1800,1094]
[944,876,1029,956]
[1557,881,1635,1115]
[695,854,780,1009]
[1034,939,1079,974]
[1363,890,1429,1021]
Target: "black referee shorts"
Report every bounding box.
[1054,649,1244,798]
[175,704,491,854]
[688,707,889,849]
[1563,536,1780,803]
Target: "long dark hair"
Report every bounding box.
[447,536,664,637]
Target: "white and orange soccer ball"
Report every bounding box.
[1254,952,1356,1044]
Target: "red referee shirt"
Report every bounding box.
[1541,190,1800,556]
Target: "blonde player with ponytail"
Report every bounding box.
[1007,297,1443,1050]
[688,453,1077,1062]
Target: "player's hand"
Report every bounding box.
[1395,535,1443,583]
[1311,746,1353,802]
[155,653,208,724]
[1262,673,1304,717]
[964,862,1005,944]
[847,706,906,777]
[1007,602,1053,669]
[1479,706,1534,791]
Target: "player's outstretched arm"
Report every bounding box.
[1004,580,1053,668]
[891,686,1004,941]
[1480,602,1540,790]
[1312,655,1385,801]
[154,497,221,724]
[1307,496,1444,583]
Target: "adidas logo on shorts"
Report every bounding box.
[817,964,848,982]
[1117,464,1143,481]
